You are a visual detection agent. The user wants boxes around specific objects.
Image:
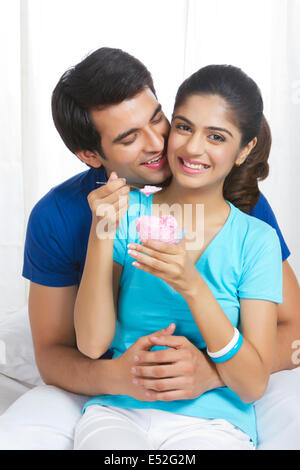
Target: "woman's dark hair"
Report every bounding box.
[52,47,156,166]
[174,65,271,213]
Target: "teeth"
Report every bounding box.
[183,160,209,169]
[147,155,163,164]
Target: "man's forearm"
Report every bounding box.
[272,320,300,371]
[36,344,117,396]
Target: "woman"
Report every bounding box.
[73,65,282,450]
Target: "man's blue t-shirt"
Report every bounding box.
[22,168,290,288]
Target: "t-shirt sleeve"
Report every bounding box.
[249,192,290,261]
[22,197,80,287]
[238,227,283,303]
[113,212,128,267]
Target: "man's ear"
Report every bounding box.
[76,149,103,168]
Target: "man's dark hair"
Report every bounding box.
[51,48,156,162]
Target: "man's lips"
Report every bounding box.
[141,151,164,165]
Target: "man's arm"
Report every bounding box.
[273,260,300,371]
[29,281,175,399]
[28,282,115,396]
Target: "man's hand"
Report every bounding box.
[129,334,224,401]
[110,324,177,401]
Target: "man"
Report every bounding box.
[0,47,299,449]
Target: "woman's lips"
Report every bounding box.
[178,156,211,175]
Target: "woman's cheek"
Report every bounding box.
[167,132,181,160]
[210,147,234,169]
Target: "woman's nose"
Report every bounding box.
[185,133,205,156]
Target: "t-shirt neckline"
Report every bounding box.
[147,194,235,264]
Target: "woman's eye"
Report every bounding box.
[208,134,225,142]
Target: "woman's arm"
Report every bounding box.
[183,279,277,403]
[128,238,278,403]
[74,173,129,359]
[74,216,121,359]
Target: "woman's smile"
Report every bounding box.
[178,156,211,175]
[167,94,243,190]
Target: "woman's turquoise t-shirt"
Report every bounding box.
[83,191,283,446]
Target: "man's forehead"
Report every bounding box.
[90,88,161,138]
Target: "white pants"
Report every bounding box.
[74,405,255,450]
[0,385,87,450]
[0,368,300,449]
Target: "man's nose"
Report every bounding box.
[143,127,165,153]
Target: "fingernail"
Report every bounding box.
[109,172,118,180]
[132,378,139,385]
[134,355,139,362]
[131,367,136,374]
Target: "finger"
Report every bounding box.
[148,335,187,349]
[134,376,188,393]
[127,242,172,264]
[141,238,183,255]
[108,172,118,181]
[132,361,186,379]
[128,249,169,272]
[144,388,195,401]
[136,347,180,365]
[97,177,128,197]
[101,184,130,204]
[89,184,129,213]
[135,324,176,351]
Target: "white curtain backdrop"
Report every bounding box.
[0,0,299,318]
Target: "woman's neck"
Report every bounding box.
[153,179,229,224]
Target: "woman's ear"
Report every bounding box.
[235,137,257,166]
[76,149,103,168]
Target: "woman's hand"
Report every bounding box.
[87,172,130,240]
[127,238,200,298]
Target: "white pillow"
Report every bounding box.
[0,306,43,386]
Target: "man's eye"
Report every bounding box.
[208,134,225,142]
[122,135,137,146]
[175,124,191,132]
[152,113,163,124]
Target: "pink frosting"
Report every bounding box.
[135,215,180,244]
[139,185,162,197]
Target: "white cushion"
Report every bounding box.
[0,306,43,386]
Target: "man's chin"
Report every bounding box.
[140,171,171,186]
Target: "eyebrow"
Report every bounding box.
[172,115,233,138]
[112,104,162,144]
